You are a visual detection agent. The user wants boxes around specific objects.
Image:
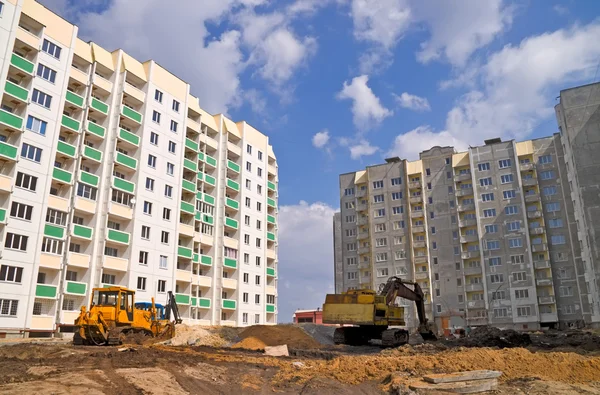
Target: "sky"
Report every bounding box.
[40,0,600,322]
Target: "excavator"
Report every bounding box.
[73,286,182,345]
[322,276,437,347]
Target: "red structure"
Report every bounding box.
[293,308,323,324]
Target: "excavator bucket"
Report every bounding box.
[420,330,438,341]
[418,322,438,341]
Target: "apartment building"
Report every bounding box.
[334,133,594,331]
[0,0,278,337]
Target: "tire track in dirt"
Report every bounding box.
[96,359,145,395]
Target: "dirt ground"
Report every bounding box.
[2,325,600,394]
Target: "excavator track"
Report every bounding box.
[381,328,409,347]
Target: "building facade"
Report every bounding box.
[334,133,596,331]
[0,0,278,337]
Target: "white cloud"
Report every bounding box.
[394,92,431,112]
[351,0,411,48]
[337,75,392,130]
[553,5,569,16]
[386,126,462,160]
[277,201,337,322]
[349,139,379,159]
[312,129,331,149]
[243,89,267,114]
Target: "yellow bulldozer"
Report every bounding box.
[323,276,437,347]
[73,286,182,345]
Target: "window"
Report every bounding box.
[506,221,520,232]
[257,185,262,195]
[375,253,388,262]
[255,275,261,285]
[37,64,57,83]
[41,237,63,255]
[559,286,574,297]
[500,174,513,184]
[257,151,263,161]
[488,257,501,266]
[486,240,500,250]
[432,241,437,249]
[372,180,383,189]
[393,220,405,229]
[481,192,494,201]
[256,238,261,248]
[245,198,251,208]
[0,265,23,283]
[392,192,402,200]
[77,183,97,200]
[257,168,262,177]
[161,231,169,244]
[0,299,18,316]
[551,235,566,245]
[375,223,386,232]
[446,157,451,164]
[245,179,251,190]
[256,220,262,230]
[376,268,389,277]
[243,254,250,264]
[145,177,155,191]
[162,208,171,220]
[164,185,173,197]
[150,132,159,145]
[548,218,563,228]
[426,168,431,176]
[168,141,176,154]
[394,251,406,260]
[494,308,508,318]
[160,255,168,269]
[10,202,33,220]
[255,201,261,211]
[392,206,403,215]
[344,188,355,196]
[478,162,490,171]
[505,205,519,215]
[546,202,560,212]
[137,251,149,265]
[540,170,555,180]
[375,238,387,247]
[483,208,496,218]
[431,226,436,234]
[492,291,506,301]
[247,144,252,155]
[255,256,261,266]
[517,307,531,317]
[152,110,161,123]
[375,208,385,217]
[242,292,249,303]
[511,255,525,264]
[509,238,522,248]
[5,233,28,251]
[245,234,250,245]
[148,154,157,168]
[32,89,52,108]
[26,115,47,135]
[137,277,147,291]
[427,182,432,190]
[141,201,152,215]
[141,226,150,239]
[244,215,250,226]
[166,162,174,175]
[515,289,529,299]
[246,162,252,172]
[503,190,516,199]
[485,224,498,234]
[102,273,116,284]
[498,159,511,169]
[42,39,62,58]
[538,155,552,164]
[513,272,527,281]
[155,89,163,103]
[373,194,384,203]
[170,120,178,132]
[479,177,492,186]
[158,280,166,293]
[543,186,557,196]
[391,177,402,186]
[490,274,504,283]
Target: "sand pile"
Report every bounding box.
[232,325,322,350]
[169,325,233,347]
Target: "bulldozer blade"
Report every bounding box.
[420,331,437,341]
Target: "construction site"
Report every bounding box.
[2,323,600,394]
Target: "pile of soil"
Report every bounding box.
[455,326,532,348]
[530,330,600,351]
[232,325,322,350]
[299,324,336,345]
[168,324,236,347]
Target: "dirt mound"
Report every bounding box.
[299,324,336,345]
[168,324,234,347]
[381,342,449,356]
[232,325,322,350]
[459,326,532,348]
[530,330,600,351]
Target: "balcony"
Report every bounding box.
[456,188,474,197]
[205,135,218,150]
[222,278,238,289]
[5,81,29,103]
[227,141,241,156]
[268,163,277,176]
[65,90,85,109]
[268,181,276,192]
[183,158,198,172]
[267,249,276,260]
[411,211,424,219]
[538,296,556,304]
[224,217,239,229]
[540,312,558,323]
[467,300,485,309]
[356,231,368,241]
[461,250,480,260]
[355,202,367,211]
[203,193,215,206]
[108,201,132,220]
[454,173,472,182]
[225,198,239,211]
[106,228,131,245]
[459,218,477,228]
[40,253,61,269]
[118,128,139,147]
[123,82,145,104]
[458,203,475,212]
[180,201,195,215]
[266,304,276,313]
[415,271,428,280]
[82,146,102,163]
[412,225,425,233]
[413,241,426,248]
[121,105,142,124]
[64,281,87,296]
[86,121,105,138]
[266,267,276,277]
[414,255,428,264]
[534,260,551,269]
[530,227,545,235]
[200,255,212,266]
[0,208,6,224]
[267,214,276,225]
[182,179,196,193]
[197,298,211,308]
[225,178,240,192]
[178,223,194,238]
[176,270,191,283]
[205,155,217,167]
[36,284,58,299]
[0,109,24,131]
[61,115,80,133]
[10,53,34,74]
[465,283,484,292]
[71,224,93,240]
[0,174,10,192]
[103,255,128,272]
[268,198,277,208]
[70,66,88,85]
[68,252,90,268]
[358,247,370,255]
[112,177,135,194]
[527,211,542,219]
[201,214,214,225]
[460,234,478,243]
[52,168,73,185]
[410,196,422,204]
[267,231,276,242]
[520,162,535,171]
[222,299,236,310]
[0,141,19,161]
[197,276,212,288]
[522,178,537,187]
[532,243,548,252]
[536,278,553,286]
[185,138,199,152]
[466,316,488,325]
[92,73,112,94]
[525,193,540,203]
[175,294,190,305]
[464,265,482,276]
[115,152,138,171]
[56,141,76,158]
[204,174,216,186]
[177,246,193,259]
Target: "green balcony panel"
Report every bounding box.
[267,215,276,224]
[225,198,239,210]
[91,97,109,114]
[203,194,215,205]
[83,145,102,162]
[113,177,135,194]
[65,90,84,108]
[107,229,130,245]
[200,255,212,266]
[121,105,142,123]
[79,171,99,187]
[72,224,93,239]
[227,160,240,173]
[197,171,203,181]
[202,214,214,225]
[182,179,196,193]
[266,304,276,313]
[118,128,139,146]
[224,257,237,269]
[266,267,276,277]
[222,299,236,310]
[198,152,205,162]
[178,246,193,259]
[196,192,203,201]
[0,141,18,160]
[36,284,57,298]
[198,298,211,308]
[116,152,138,170]
[191,297,197,307]
[44,224,65,239]
[193,253,199,263]
[268,198,276,208]
[53,167,73,184]
[180,201,195,214]
[56,141,76,158]
[0,208,6,223]
[205,155,217,167]
[226,179,239,191]
[183,158,197,172]
[62,115,80,132]
[185,138,199,152]
[66,281,87,295]
[268,181,276,191]
[195,211,201,221]
[87,121,105,138]
[205,175,216,186]
[175,293,190,305]
[5,81,28,102]
[0,109,24,130]
[225,217,238,229]
[11,53,34,74]
[267,232,276,242]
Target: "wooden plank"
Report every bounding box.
[409,378,498,394]
[423,370,502,384]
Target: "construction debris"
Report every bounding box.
[423,370,503,383]
[409,378,498,394]
[264,345,289,357]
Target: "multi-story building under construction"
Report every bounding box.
[334,112,600,331]
[0,0,278,337]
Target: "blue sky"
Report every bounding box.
[42,0,600,322]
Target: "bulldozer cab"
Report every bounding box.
[91,287,135,324]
